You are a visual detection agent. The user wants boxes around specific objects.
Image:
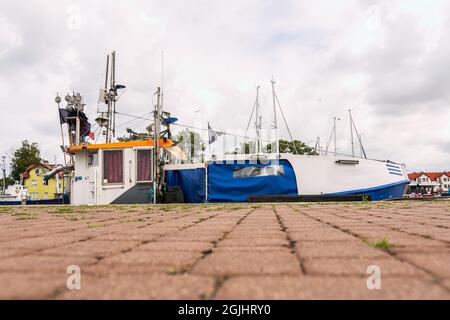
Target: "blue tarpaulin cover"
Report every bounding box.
[166,168,206,203]
[207,159,298,202]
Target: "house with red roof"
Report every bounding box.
[22,163,65,200]
[408,172,450,195]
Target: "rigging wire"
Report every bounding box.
[110,110,270,142]
[243,99,257,145]
[114,111,153,129]
[274,93,299,154]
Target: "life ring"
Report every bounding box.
[15,188,20,194]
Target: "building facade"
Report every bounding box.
[22,164,64,200]
[408,172,450,195]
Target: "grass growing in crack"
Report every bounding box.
[370,238,394,250]
[165,263,192,275]
[0,207,13,214]
[14,212,37,220]
[119,218,145,223]
[63,215,80,221]
[51,207,76,214]
[227,205,246,211]
[362,196,371,205]
[159,205,178,212]
[87,223,103,229]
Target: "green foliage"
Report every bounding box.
[362,196,371,204]
[370,238,394,250]
[174,129,205,163]
[0,176,15,189]
[10,140,44,181]
[230,139,316,155]
[266,140,317,155]
[229,141,257,154]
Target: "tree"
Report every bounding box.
[228,141,257,154]
[174,129,205,163]
[0,176,14,190]
[10,140,44,181]
[117,127,151,142]
[266,139,317,155]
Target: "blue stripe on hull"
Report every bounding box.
[328,180,410,201]
[0,197,69,206]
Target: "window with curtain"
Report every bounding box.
[103,150,123,184]
[137,149,152,182]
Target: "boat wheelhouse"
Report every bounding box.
[68,139,184,205]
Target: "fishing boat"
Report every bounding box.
[62,52,409,205]
[0,184,27,205]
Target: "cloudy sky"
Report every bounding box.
[0,0,449,173]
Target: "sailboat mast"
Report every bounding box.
[271,78,279,154]
[254,86,262,154]
[349,109,354,157]
[334,116,337,156]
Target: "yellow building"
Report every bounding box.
[23,164,64,200]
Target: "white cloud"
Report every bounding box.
[0,0,449,172]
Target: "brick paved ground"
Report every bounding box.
[0,201,449,299]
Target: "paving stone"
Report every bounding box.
[192,250,301,276]
[295,241,389,259]
[215,276,450,299]
[0,201,449,299]
[0,255,98,273]
[303,257,429,277]
[58,274,215,299]
[0,272,65,299]
[398,252,450,277]
[39,240,139,257]
[136,241,213,252]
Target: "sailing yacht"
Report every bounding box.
[64,53,409,204]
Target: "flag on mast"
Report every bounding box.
[208,123,222,145]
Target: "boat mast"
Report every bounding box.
[111,51,117,140]
[254,86,262,154]
[55,93,67,164]
[105,54,111,142]
[153,87,162,203]
[349,109,354,157]
[315,137,321,155]
[271,78,279,154]
[334,116,337,156]
[96,51,125,143]
[2,156,5,195]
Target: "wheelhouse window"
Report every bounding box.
[88,151,98,166]
[233,165,284,178]
[136,149,152,182]
[103,150,123,184]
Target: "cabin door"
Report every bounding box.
[86,167,97,205]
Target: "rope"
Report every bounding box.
[274,93,299,154]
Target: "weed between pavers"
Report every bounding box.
[87,223,104,229]
[165,263,192,275]
[0,207,13,214]
[119,218,145,223]
[14,212,37,220]
[369,238,394,250]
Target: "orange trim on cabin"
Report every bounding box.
[68,139,173,152]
